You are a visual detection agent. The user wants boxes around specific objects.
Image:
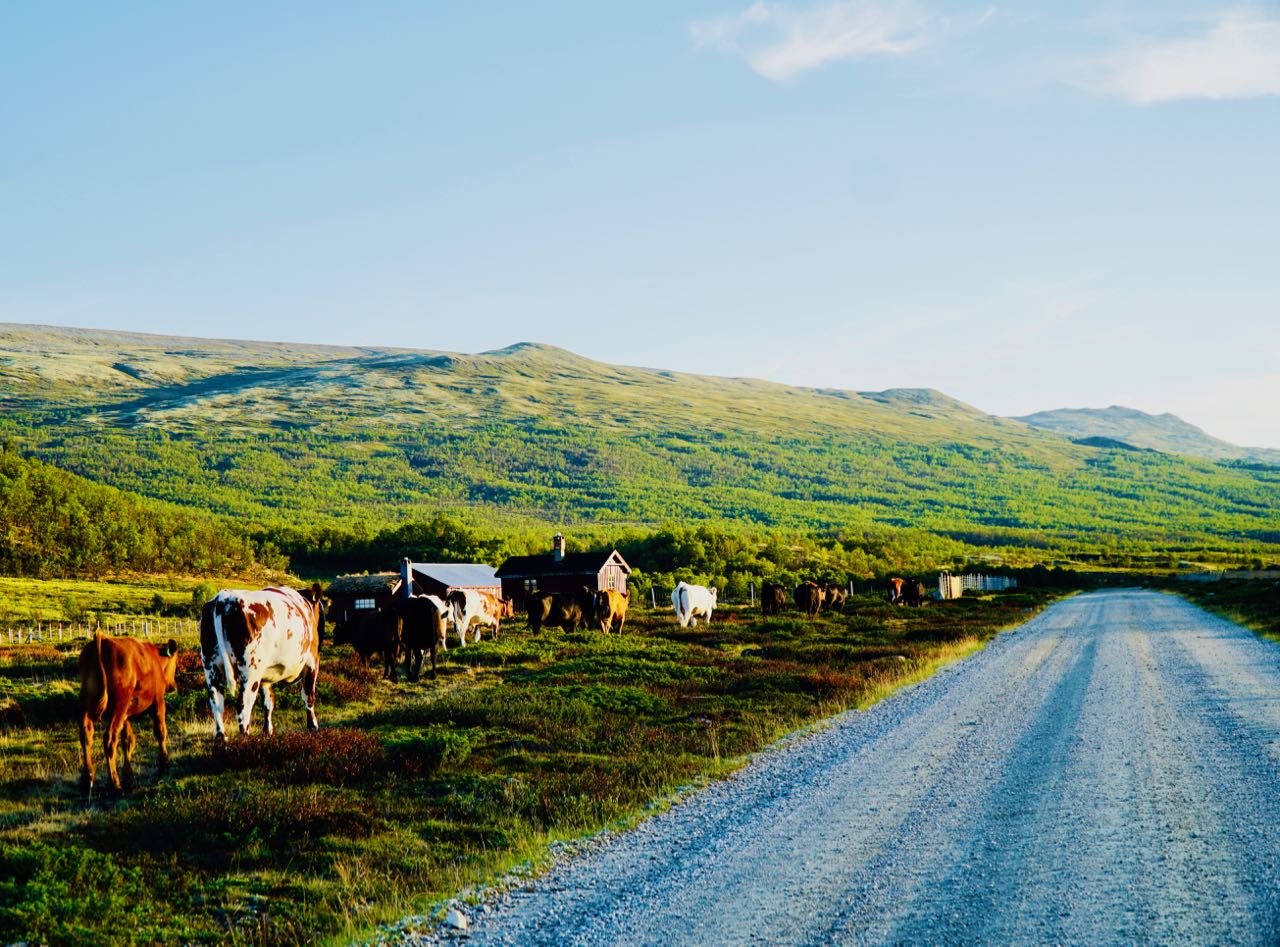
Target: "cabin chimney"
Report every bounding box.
[552,533,565,562]
[401,557,413,600]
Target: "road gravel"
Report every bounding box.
[417,590,1280,945]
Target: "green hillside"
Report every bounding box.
[1014,405,1280,464]
[2,323,1278,563]
[0,445,272,578]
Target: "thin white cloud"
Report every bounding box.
[1091,9,1280,103]
[691,0,938,81]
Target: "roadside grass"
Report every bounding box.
[1170,579,1280,642]
[0,585,1064,945]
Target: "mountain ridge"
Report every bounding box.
[1,322,1277,558]
[1014,405,1280,464]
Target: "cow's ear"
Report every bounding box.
[162,639,178,657]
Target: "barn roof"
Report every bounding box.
[326,573,401,596]
[410,563,499,588]
[496,549,630,578]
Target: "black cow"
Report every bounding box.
[397,596,447,681]
[794,581,825,617]
[334,609,402,680]
[904,580,927,608]
[761,582,788,616]
[527,591,554,634]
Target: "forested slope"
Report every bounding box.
[0,446,271,577]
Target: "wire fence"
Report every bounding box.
[0,618,199,646]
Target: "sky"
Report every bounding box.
[2,3,1278,446]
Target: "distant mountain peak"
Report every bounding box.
[1014,405,1280,464]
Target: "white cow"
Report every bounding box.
[447,589,502,646]
[200,585,324,746]
[423,594,453,651]
[672,582,717,628]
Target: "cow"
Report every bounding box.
[448,588,503,646]
[527,591,555,634]
[824,586,849,612]
[529,590,591,633]
[794,581,825,617]
[888,577,906,605]
[397,595,448,680]
[78,633,179,795]
[888,578,926,607]
[333,608,402,680]
[200,584,324,748]
[761,582,788,616]
[594,589,629,634]
[672,582,717,628]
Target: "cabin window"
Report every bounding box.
[607,569,619,591]
[354,598,376,610]
[524,579,538,593]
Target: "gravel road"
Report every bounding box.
[427,590,1280,945]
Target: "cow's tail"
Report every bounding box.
[676,584,689,626]
[89,632,109,721]
[202,599,239,698]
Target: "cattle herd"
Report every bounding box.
[75,575,928,795]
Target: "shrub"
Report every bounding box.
[94,780,377,860]
[382,725,481,776]
[209,729,386,785]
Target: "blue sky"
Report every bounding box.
[2,3,1278,445]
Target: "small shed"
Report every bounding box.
[496,534,631,608]
[400,559,501,600]
[326,573,402,626]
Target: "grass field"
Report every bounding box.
[1172,578,1280,642]
[0,582,1064,945]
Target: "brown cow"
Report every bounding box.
[761,582,788,616]
[595,589,629,633]
[794,581,825,617]
[79,634,179,796]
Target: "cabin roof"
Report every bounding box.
[496,549,630,578]
[410,563,500,588]
[326,573,401,596]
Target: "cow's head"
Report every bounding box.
[708,586,718,604]
[304,583,327,642]
[160,639,180,693]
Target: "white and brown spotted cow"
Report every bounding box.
[447,588,503,646]
[200,584,324,746]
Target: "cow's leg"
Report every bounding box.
[152,702,170,776]
[103,712,126,793]
[492,619,500,642]
[429,643,438,680]
[301,664,320,731]
[207,686,227,749]
[386,643,398,683]
[121,719,137,791]
[260,683,275,736]
[237,677,261,735]
[79,715,96,797]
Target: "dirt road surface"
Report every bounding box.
[437,590,1280,945]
